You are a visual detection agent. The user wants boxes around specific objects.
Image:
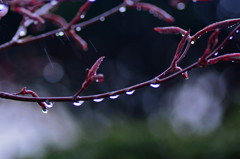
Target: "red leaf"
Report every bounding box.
[87,56,105,80]
[154,26,187,35]
[192,18,240,40]
[132,3,174,23]
[207,53,240,64]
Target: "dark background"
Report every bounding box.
[0,0,240,158]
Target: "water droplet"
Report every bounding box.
[50,0,58,5]
[80,14,85,19]
[42,109,48,114]
[176,2,185,10]
[220,46,224,50]
[119,7,126,13]
[150,83,160,88]
[73,101,84,106]
[236,30,239,33]
[229,36,233,40]
[136,6,141,11]
[192,0,197,2]
[93,98,104,102]
[109,94,120,99]
[126,90,135,95]
[88,0,96,2]
[20,30,26,37]
[76,27,81,32]
[214,52,218,56]
[191,41,195,45]
[45,101,53,108]
[56,31,64,37]
[99,17,105,22]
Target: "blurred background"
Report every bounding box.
[0,0,240,158]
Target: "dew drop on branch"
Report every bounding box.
[93,98,104,102]
[20,30,27,37]
[80,14,85,19]
[109,94,120,99]
[56,32,64,37]
[45,101,54,108]
[99,17,105,22]
[191,41,195,45]
[176,3,185,10]
[88,0,96,2]
[50,0,58,5]
[236,30,239,33]
[229,36,233,40]
[73,101,84,106]
[150,83,160,88]
[214,52,219,56]
[119,7,127,13]
[76,27,81,32]
[42,109,48,114]
[126,90,135,95]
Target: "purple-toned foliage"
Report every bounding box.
[0,0,239,113]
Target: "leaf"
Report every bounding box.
[154,26,187,35]
[192,18,240,40]
[87,56,105,80]
[132,2,174,23]
[207,53,240,64]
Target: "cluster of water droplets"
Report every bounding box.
[41,101,55,114]
[56,31,64,37]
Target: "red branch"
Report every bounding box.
[0,0,239,112]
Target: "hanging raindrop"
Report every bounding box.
[45,101,54,108]
[93,98,104,102]
[80,14,85,19]
[176,2,185,10]
[109,94,120,99]
[214,52,219,56]
[42,109,48,114]
[229,36,233,40]
[126,90,135,95]
[236,30,239,33]
[19,30,26,37]
[119,7,127,13]
[73,101,84,106]
[99,17,105,22]
[150,83,160,88]
[191,41,195,45]
[76,27,81,32]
